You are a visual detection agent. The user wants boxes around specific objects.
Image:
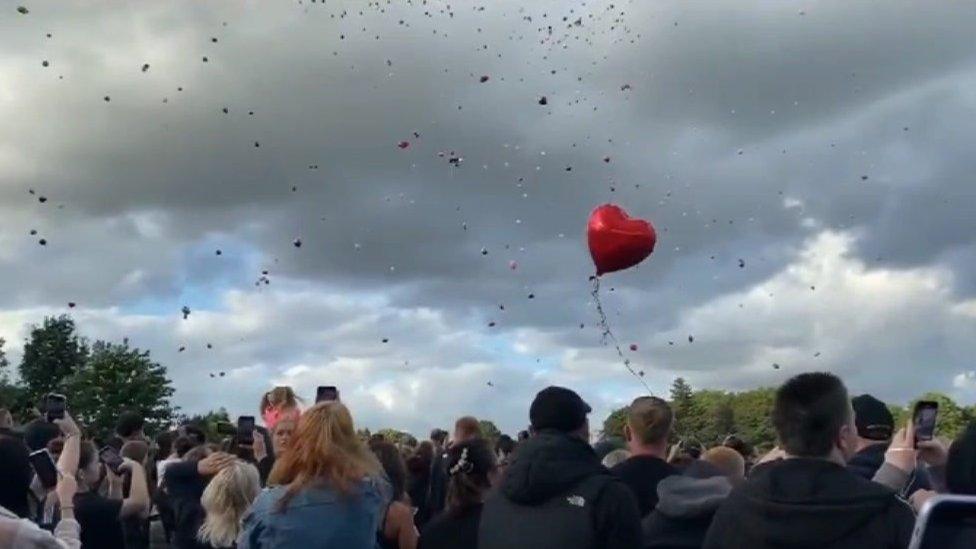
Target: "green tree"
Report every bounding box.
[19,316,88,402]
[179,408,231,442]
[64,339,176,440]
[0,337,9,382]
[601,406,628,440]
[478,420,502,443]
[670,377,697,440]
[707,399,736,445]
[0,339,32,421]
[728,387,777,450]
[376,428,418,447]
[888,404,908,430]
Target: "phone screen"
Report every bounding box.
[316,386,339,403]
[913,401,939,442]
[45,394,66,422]
[29,449,59,490]
[99,446,124,474]
[237,416,255,444]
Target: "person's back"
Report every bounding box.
[847,394,932,496]
[478,386,641,549]
[702,373,914,549]
[706,458,913,548]
[643,450,742,549]
[610,396,677,517]
[240,475,385,548]
[238,400,388,549]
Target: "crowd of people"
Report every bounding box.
[0,372,974,548]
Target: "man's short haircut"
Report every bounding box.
[180,423,207,446]
[116,411,145,438]
[627,396,673,445]
[454,416,482,440]
[173,435,198,458]
[772,372,851,458]
[23,419,60,452]
[430,428,448,445]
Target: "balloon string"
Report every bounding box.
[590,276,653,394]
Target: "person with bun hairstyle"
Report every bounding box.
[419,439,497,549]
[257,387,301,483]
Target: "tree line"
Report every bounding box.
[0,315,177,440]
[601,377,976,451]
[0,315,504,445]
[3,315,973,448]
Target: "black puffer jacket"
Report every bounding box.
[478,430,642,549]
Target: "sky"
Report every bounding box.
[2,1,976,437]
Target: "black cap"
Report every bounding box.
[852,394,894,441]
[529,386,591,433]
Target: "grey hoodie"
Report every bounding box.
[644,473,732,549]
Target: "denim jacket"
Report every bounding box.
[238,476,388,549]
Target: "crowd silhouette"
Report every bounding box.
[1,373,975,548]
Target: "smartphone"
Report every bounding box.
[237,416,255,445]
[99,445,125,475]
[316,385,339,403]
[44,393,66,422]
[909,495,976,549]
[913,400,939,444]
[29,449,59,490]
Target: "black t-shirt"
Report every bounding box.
[419,504,483,549]
[74,491,125,549]
[610,455,676,517]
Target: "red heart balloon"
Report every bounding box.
[587,204,656,276]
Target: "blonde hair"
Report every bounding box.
[703,446,746,482]
[268,401,381,510]
[628,396,673,445]
[198,461,261,548]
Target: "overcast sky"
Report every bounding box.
[3,1,976,436]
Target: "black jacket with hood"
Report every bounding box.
[478,430,642,549]
[702,458,915,549]
[643,464,732,549]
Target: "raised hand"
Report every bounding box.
[197,452,236,476]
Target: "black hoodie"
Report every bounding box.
[703,458,915,549]
[478,430,642,549]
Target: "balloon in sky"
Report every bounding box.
[587,204,656,276]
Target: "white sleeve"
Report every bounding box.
[11,516,81,549]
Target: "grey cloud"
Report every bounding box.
[2,1,976,423]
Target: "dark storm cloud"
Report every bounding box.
[3,0,976,423]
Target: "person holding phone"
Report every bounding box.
[0,412,82,548]
[848,395,936,496]
[73,441,150,549]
